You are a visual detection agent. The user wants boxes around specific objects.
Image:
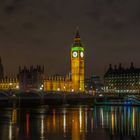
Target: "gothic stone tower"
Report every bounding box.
[71,29,85,92]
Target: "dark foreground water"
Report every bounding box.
[0,105,140,140]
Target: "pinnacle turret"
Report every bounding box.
[73,28,83,47]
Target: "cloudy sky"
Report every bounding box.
[0,0,140,77]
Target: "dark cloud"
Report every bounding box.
[0,0,140,77]
[86,0,140,29]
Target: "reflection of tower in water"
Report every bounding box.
[12,108,17,124]
[71,107,86,140]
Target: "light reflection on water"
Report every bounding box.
[0,106,140,140]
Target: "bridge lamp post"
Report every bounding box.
[40,84,44,91]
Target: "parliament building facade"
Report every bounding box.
[0,29,85,92]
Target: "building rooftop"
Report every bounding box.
[104,63,140,77]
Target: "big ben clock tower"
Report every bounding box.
[71,29,84,92]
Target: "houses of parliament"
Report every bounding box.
[0,29,85,92]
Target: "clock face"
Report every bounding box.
[73,51,78,57]
[80,52,84,58]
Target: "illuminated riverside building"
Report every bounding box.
[0,29,85,92]
[0,77,19,90]
[104,63,140,93]
[44,29,85,92]
[0,58,19,90]
[44,75,72,92]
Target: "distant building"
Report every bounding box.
[85,75,103,92]
[18,66,44,91]
[104,63,140,93]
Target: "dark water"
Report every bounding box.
[0,105,140,140]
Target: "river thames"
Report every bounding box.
[0,105,140,140]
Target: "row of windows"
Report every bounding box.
[106,78,140,81]
[0,85,17,89]
[106,73,140,76]
[106,80,140,82]
[108,83,140,86]
[105,76,140,80]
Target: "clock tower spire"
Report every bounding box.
[73,28,82,46]
[71,29,85,92]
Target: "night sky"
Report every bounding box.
[0,0,140,77]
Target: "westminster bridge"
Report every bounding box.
[0,90,140,107]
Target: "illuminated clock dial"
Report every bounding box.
[73,52,78,57]
[80,52,84,58]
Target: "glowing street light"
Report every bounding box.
[16,85,19,89]
[9,83,12,86]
